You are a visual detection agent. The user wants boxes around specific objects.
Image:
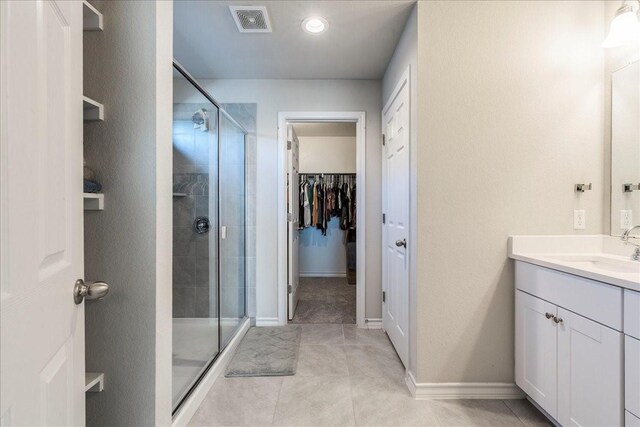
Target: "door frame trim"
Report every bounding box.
[276,111,366,328]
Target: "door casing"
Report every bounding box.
[276,111,366,328]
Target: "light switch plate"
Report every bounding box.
[574,210,586,230]
[621,210,633,230]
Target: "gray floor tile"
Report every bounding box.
[344,344,405,381]
[188,376,282,427]
[273,376,355,426]
[343,325,393,349]
[297,344,349,377]
[300,324,345,345]
[504,399,553,427]
[351,376,440,426]
[431,400,526,427]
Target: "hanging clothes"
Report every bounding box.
[298,174,356,236]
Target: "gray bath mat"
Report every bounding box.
[225,326,301,377]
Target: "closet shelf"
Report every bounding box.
[83,96,104,121]
[85,372,104,392]
[83,1,103,31]
[84,193,104,211]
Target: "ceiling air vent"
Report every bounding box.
[229,6,272,33]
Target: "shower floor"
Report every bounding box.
[172,318,240,409]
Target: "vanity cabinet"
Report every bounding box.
[515,262,625,427]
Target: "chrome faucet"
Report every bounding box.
[621,225,640,261]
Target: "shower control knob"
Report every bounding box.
[194,216,211,234]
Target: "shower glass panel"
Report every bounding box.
[219,112,247,347]
[172,69,220,412]
[172,62,248,415]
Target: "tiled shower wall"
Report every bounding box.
[171,103,257,320]
[172,103,216,318]
[222,103,257,320]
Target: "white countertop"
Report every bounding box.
[508,235,640,292]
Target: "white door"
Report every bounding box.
[382,74,410,366]
[557,308,623,427]
[515,291,558,419]
[287,125,300,320]
[1,1,85,425]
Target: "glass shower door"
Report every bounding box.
[172,69,220,412]
[219,111,247,347]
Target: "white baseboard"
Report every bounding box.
[364,318,382,329]
[299,272,347,278]
[405,371,524,400]
[255,317,280,326]
[172,317,250,427]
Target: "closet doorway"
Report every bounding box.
[277,112,366,327]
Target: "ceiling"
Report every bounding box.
[293,122,356,137]
[173,1,415,80]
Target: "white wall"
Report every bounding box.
[416,0,605,383]
[83,1,173,425]
[382,3,418,375]
[196,79,382,322]
[298,136,356,174]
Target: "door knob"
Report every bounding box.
[74,279,109,305]
[395,239,407,248]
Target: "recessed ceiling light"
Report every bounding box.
[302,16,328,34]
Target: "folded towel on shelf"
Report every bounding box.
[83,180,102,193]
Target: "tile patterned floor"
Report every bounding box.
[188,324,552,427]
[289,277,356,324]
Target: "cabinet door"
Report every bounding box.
[557,308,623,427]
[516,291,558,418]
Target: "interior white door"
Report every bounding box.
[515,291,558,419]
[382,75,410,367]
[0,1,85,425]
[557,307,623,427]
[287,125,300,320]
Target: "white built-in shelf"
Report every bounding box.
[83,1,103,31]
[85,372,104,393]
[83,96,104,122]
[83,193,104,211]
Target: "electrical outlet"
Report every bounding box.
[574,210,586,230]
[621,210,633,230]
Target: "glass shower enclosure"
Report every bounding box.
[171,62,247,413]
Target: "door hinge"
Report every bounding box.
[382,213,386,224]
[287,140,292,150]
[288,285,292,294]
[382,291,386,303]
[382,134,386,146]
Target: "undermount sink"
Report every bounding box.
[544,255,640,275]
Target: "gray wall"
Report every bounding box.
[83,1,172,425]
[415,0,605,383]
[192,79,383,322]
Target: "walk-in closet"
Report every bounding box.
[287,122,358,324]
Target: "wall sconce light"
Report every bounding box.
[604,1,640,48]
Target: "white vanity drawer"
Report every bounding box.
[516,261,623,330]
[627,411,640,427]
[627,336,640,419]
[625,290,640,340]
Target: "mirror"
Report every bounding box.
[611,61,640,236]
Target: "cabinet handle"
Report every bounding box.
[553,316,563,324]
[545,312,554,319]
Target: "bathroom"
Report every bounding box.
[0,1,639,426]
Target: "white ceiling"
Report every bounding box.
[293,122,356,137]
[173,0,415,80]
